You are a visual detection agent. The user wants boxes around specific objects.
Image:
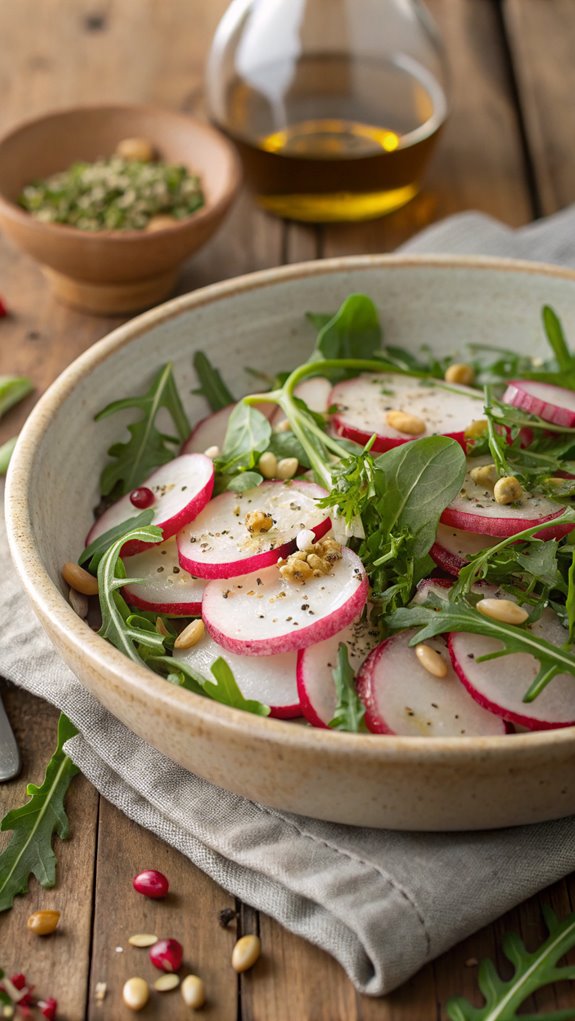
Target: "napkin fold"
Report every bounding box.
[3,206,575,997]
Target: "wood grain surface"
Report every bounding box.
[1,1,575,1019]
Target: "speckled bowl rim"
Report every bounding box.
[7,253,575,766]
[0,102,242,241]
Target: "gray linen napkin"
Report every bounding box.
[3,207,575,997]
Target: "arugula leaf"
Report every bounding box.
[217,401,272,474]
[193,351,235,411]
[268,429,311,468]
[0,436,17,475]
[542,305,574,374]
[225,471,264,493]
[97,523,165,663]
[446,904,575,1021]
[204,657,270,716]
[0,376,34,418]
[327,644,366,732]
[314,295,382,361]
[78,508,155,572]
[0,714,79,912]
[96,363,190,496]
[306,311,333,333]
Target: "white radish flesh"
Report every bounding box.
[202,547,368,656]
[441,456,569,539]
[173,633,300,718]
[357,631,506,737]
[123,538,205,615]
[330,373,482,452]
[430,524,499,576]
[177,480,330,579]
[182,402,276,455]
[86,454,214,557]
[503,379,575,428]
[412,577,453,604]
[296,614,381,727]
[449,608,575,729]
[291,376,332,414]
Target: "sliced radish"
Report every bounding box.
[177,480,330,579]
[173,633,300,719]
[503,379,575,428]
[449,608,575,730]
[182,402,276,455]
[330,373,482,453]
[357,631,505,737]
[412,577,453,604]
[291,376,333,414]
[87,454,215,557]
[123,538,205,615]
[297,614,381,728]
[441,456,569,539]
[202,547,368,656]
[430,524,499,576]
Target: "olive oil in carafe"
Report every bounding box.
[221,55,447,222]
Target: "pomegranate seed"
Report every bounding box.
[149,938,183,973]
[9,974,34,1005]
[0,297,7,318]
[133,868,169,899]
[129,486,155,509]
[39,998,58,1020]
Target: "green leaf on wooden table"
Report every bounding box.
[95,362,190,496]
[0,714,79,912]
[0,376,33,418]
[0,435,17,476]
[328,644,366,733]
[78,508,155,573]
[192,351,235,411]
[446,905,575,1021]
[314,294,382,361]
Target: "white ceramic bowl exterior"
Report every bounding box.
[7,256,575,830]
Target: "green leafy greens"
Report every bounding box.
[0,375,33,418]
[192,351,235,411]
[327,644,366,732]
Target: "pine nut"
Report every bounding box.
[128,933,158,948]
[258,451,277,479]
[476,598,529,625]
[274,418,291,433]
[276,457,298,480]
[415,643,448,678]
[181,975,206,1009]
[116,136,155,162]
[156,617,171,638]
[122,977,149,1011]
[464,419,488,440]
[154,974,180,992]
[204,445,220,459]
[470,464,498,488]
[61,562,98,596]
[69,587,89,619]
[493,476,524,505]
[174,618,205,650]
[386,410,426,436]
[27,910,60,936]
[232,934,261,973]
[307,553,330,574]
[444,363,475,385]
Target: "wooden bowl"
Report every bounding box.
[6,255,575,831]
[0,104,240,314]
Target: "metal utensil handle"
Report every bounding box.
[0,697,21,781]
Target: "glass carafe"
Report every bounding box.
[206,0,449,222]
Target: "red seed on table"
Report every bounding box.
[0,297,7,318]
[129,487,155,509]
[149,938,183,973]
[38,997,58,1020]
[132,868,169,899]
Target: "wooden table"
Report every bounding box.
[1,2,575,1018]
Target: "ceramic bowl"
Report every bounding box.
[0,104,240,315]
[7,255,575,831]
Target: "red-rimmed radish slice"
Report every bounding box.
[86,454,215,557]
[357,631,505,737]
[503,379,575,428]
[297,614,380,728]
[412,577,453,604]
[202,547,368,656]
[449,609,575,730]
[123,538,205,615]
[291,376,333,414]
[173,634,300,719]
[430,524,499,576]
[330,373,482,453]
[182,402,276,455]
[177,480,330,579]
[440,456,569,539]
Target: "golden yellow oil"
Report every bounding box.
[218,55,447,222]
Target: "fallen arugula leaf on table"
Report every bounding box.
[0,436,17,476]
[328,643,366,732]
[0,376,34,418]
[446,904,575,1021]
[95,362,190,496]
[192,351,235,411]
[0,714,78,912]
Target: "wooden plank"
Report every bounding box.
[0,683,98,1020]
[322,0,532,259]
[503,0,575,215]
